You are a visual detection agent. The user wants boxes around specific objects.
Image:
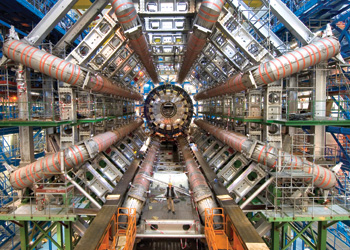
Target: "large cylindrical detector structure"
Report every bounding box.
[195,37,340,100]
[144,85,193,137]
[194,119,337,189]
[10,119,143,189]
[3,40,143,101]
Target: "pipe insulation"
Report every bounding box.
[109,0,158,83]
[194,119,337,189]
[177,0,226,83]
[3,39,143,101]
[10,119,143,189]
[194,37,340,100]
[177,136,219,221]
[121,137,160,220]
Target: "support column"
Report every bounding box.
[312,64,327,159]
[271,222,280,250]
[281,223,289,249]
[288,75,298,137]
[264,80,283,148]
[17,65,34,166]
[59,87,78,149]
[19,221,29,250]
[43,76,55,120]
[57,223,63,247]
[64,221,73,250]
[317,221,327,250]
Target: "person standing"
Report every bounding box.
[165,183,178,214]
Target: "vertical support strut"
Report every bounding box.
[57,223,63,247]
[19,221,29,250]
[64,221,73,250]
[17,65,34,166]
[317,221,327,250]
[271,222,280,250]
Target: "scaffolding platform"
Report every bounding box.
[261,204,350,222]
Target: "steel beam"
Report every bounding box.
[25,0,79,46]
[317,221,327,250]
[16,65,34,165]
[271,222,280,250]
[326,126,350,135]
[54,0,110,52]
[312,64,327,159]
[288,75,298,137]
[19,221,29,250]
[64,221,73,250]
[261,0,316,45]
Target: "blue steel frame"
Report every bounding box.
[0,127,45,247]
[271,0,350,56]
[267,1,350,248]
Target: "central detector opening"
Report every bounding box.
[161,102,177,118]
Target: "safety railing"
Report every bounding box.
[283,99,350,121]
[97,214,117,250]
[0,183,78,219]
[0,101,130,122]
[205,208,233,250]
[116,207,137,250]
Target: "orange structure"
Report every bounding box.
[116,208,137,250]
[205,208,233,250]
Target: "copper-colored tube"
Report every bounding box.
[3,40,143,100]
[177,0,226,83]
[177,136,218,220]
[195,37,340,100]
[194,119,337,189]
[10,119,143,189]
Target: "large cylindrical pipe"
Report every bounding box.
[194,37,340,100]
[177,136,218,221]
[109,0,158,83]
[10,119,143,189]
[129,33,159,83]
[122,137,160,220]
[194,119,337,189]
[177,0,225,83]
[3,40,142,101]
